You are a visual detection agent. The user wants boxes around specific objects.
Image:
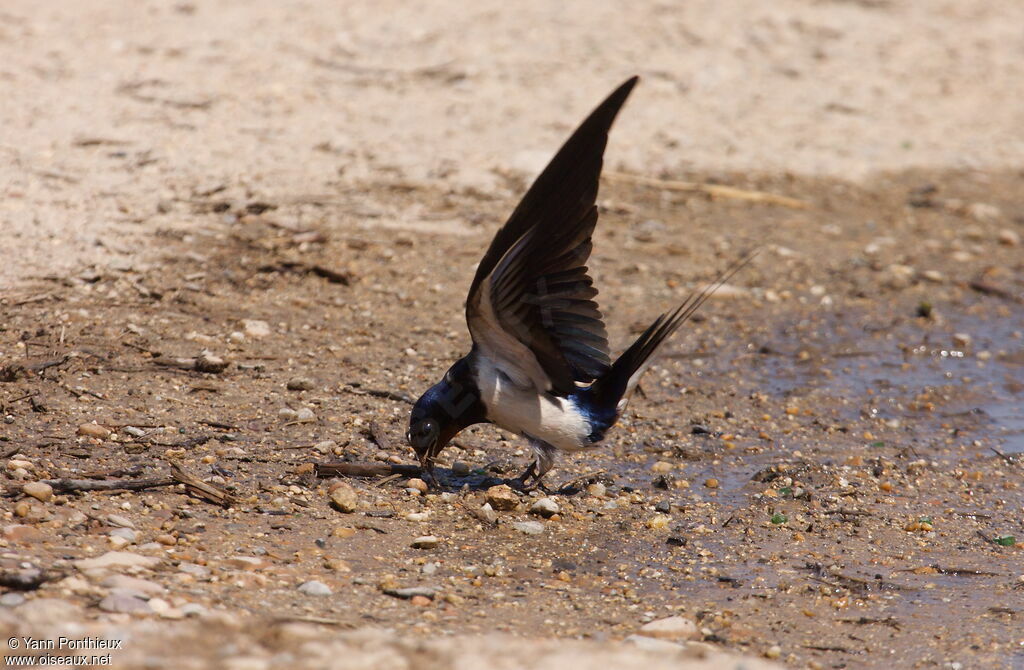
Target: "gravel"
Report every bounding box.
[297,580,333,596]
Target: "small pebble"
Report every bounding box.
[101,575,165,595]
[512,521,545,535]
[287,377,316,391]
[410,595,432,607]
[6,459,33,472]
[0,593,26,607]
[966,202,1001,223]
[451,461,471,476]
[241,319,271,338]
[314,440,338,454]
[295,408,316,423]
[485,484,519,511]
[77,423,111,439]
[637,615,700,640]
[109,536,130,550]
[704,478,720,489]
[155,534,177,546]
[646,514,671,530]
[297,580,332,596]
[109,527,137,543]
[383,586,436,599]
[221,556,267,572]
[329,483,359,513]
[74,551,160,571]
[411,535,440,549]
[529,497,560,518]
[181,603,208,617]
[324,559,351,572]
[997,228,1020,246]
[194,352,227,373]
[22,482,53,502]
[106,514,135,529]
[99,593,152,614]
[474,504,497,524]
[765,645,783,660]
[405,478,429,493]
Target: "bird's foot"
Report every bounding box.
[511,461,538,491]
[510,461,552,493]
[419,461,440,489]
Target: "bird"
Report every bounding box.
[407,76,750,489]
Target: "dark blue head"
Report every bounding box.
[407,357,486,472]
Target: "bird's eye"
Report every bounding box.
[419,420,435,436]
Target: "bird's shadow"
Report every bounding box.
[423,467,600,496]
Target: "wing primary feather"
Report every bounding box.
[465,77,639,393]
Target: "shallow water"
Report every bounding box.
[750,307,1024,454]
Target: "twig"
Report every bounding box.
[824,509,873,517]
[36,476,176,495]
[838,616,901,630]
[12,294,53,306]
[152,355,228,374]
[200,419,239,430]
[341,384,414,405]
[372,474,405,488]
[26,355,72,373]
[898,565,1000,577]
[60,384,105,400]
[803,645,851,653]
[950,510,992,519]
[990,447,1017,464]
[269,615,355,628]
[556,470,607,494]
[369,421,394,451]
[256,261,352,285]
[170,463,236,507]
[604,171,809,209]
[969,280,1021,303]
[315,461,421,478]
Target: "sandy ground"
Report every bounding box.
[1,2,1024,669]
[3,0,1024,289]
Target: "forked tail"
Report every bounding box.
[593,251,759,413]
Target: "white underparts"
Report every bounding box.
[474,355,592,451]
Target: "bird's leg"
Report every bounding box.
[512,439,557,492]
[512,460,538,491]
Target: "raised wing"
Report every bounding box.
[466,77,638,394]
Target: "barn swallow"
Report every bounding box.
[407,76,750,489]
